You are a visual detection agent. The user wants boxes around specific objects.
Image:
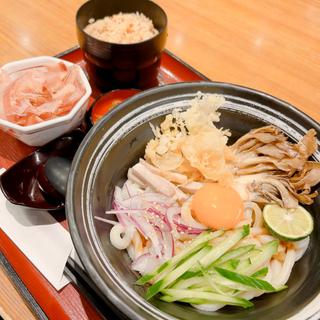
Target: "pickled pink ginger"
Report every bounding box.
[0,62,85,126]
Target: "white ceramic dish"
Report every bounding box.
[0,56,92,146]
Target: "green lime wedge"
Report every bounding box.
[263,204,313,241]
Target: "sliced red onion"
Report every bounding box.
[129,212,162,257]
[155,227,165,255]
[94,216,117,225]
[122,180,143,198]
[153,222,174,259]
[162,230,175,259]
[110,204,130,227]
[176,224,205,235]
[166,206,181,238]
[181,199,207,229]
[147,207,172,232]
[174,215,207,234]
[131,253,161,275]
[105,209,141,214]
[119,192,175,207]
[113,186,124,203]
[111,201,140,227]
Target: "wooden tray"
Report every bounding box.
[0,47,208,320]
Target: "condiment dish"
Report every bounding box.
[0,56,92,146]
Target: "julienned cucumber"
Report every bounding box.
[136,230,223,285]
[251,267,269,278]
[191,225,250,272]
[236,240,279,275]
[214,267,276,292]
[139,225,285,310]
[212,244,255,267]
[179,245,256,280]
[146,246,212,300]
[160,289,253,308]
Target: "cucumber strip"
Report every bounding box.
[212,244,255,266]
[191,286,238,296]
[172,277,206,290]
[199,262,227,295]
[181,245,255,278]
[146,246,212,300]
[175,276,242,295]
[210,275,255,292]
[191,286,219,292]
[192,225,250,272]
[251,267,269,278]
[160,295,208,304]
[273,285,288,292]
[179,270,200,280]
[160,289,253,308]
[237,248,262,262]
[222,259,240,270]
[214,267,276,292]
[180,298,216,304]
[136,230,223,285]
[236,240,279,275]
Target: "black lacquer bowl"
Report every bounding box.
[76,0,168,90]
[66,82,320,320]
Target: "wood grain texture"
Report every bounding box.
[0,265,36,320]
[0,0,319,319]
[0,0,319,121]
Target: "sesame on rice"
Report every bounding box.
[84,12,159,44]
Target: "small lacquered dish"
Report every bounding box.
[89,89,141,125]
[0,130,85,211]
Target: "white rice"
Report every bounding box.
[84,12,159,44]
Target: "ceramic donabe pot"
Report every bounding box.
[67,82,320,320]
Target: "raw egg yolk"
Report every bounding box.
[191,183,244,230]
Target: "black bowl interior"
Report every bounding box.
[67,82,320,320]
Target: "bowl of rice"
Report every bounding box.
[76,0,168,90]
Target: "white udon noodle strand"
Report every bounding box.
[127,231,145,261]
[239,263,273,301]
[271,249,296,287]
[293,237,310,261]
[236,201,264,229]
[257,234,276,244]
[192,303,225,312]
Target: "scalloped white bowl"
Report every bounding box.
[0,56,92,146]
